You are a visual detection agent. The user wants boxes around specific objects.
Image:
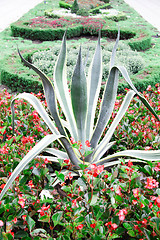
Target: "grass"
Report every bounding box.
[0,0,160,89]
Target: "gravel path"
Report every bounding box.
[124,0,160,32]
[0,0,44,32]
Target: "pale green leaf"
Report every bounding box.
[93,90,135,162]
[0,134,64,200]
[71,47,87,145]
[95,149,160,166]
[91,66,119,148]
[44,148,68,159]
[54,33,78,141]
[18,49,67,136]
[11,93,59,135]
[86,33,102,142]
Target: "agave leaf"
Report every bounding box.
[54,33,78,141]
[71,47,87,145]
[102,159,145,168]
[95,149,160,166]
[91,66,119,148]
[0,134,64,201]
[37,155,59,162]
[86,33,102,142]
[118,65,160,121]
[110,27,120,68]
[18,49,66,136]
[11,93,59,135]
[91,141,116,163]
[93,90,136,162]
[44,148,68,159]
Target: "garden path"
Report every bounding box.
[124,0,160,32]
[0,0,44,32]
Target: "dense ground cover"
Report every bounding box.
[0,0,160,239]
[0,0,160,92]
[0,84,160,239]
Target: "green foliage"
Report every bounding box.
[106,12,127,22]
[89,3,111,14]
[0,31,159,203]
[10,18,151,52]
[59,1,72,9]
[0,84,159,238]
[11,23,83,41]
[77,8,89,16]
[71,0,79,13]
[31,41,144,81]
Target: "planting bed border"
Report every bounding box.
[10,19,151,51]
[1,48,160,94]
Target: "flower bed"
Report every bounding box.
[64,0,106,10]
[10,16,151,51]
[0,86,160,239]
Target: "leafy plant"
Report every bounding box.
[0,31,160,201]
[71,0,79,13]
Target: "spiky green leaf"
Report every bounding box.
[18,49,66,136]
[86,33,102,142]
[0,134,64,200]
[54,33,78,141]
[93,90,136,162]
[91,66,119,148]
[71,47,87,145]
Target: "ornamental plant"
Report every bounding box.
[0,31,160,201]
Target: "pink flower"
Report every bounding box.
[85,140,91,147]
[0,220,4,227]
[13,217,17,224]
[18,198,25,208]
[89,164,104,177]
[132,188,139,198]
[147,85,152,91]
[72,199,78,207]
[76,224,83,230]
[145,177,159,189]
[111,223,118,230]
[117,209,127,221]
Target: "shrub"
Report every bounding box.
[76,8,89,16]
[31,41,145,81]
[71,0,79,13]
[0,31,159,207]
[89,3,111,14]
[106,12,127,22]
[59,1,72,9]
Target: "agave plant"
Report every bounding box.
[0,31,160,201]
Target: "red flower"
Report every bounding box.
[89,164,104,177]
[132,188,139,198]
[76,224,83,230]
[18,198,25,208]
[145,177,159,189]
[90,223,96,228]
[85,140,91,147]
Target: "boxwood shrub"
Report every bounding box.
[1,47,159,94]
[10,18,151,51]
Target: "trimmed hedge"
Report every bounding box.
[101,27,151,51]
[11,19,151,51]
[1,49,159,94]
[89,3,111,14]
[11,23,83,41]
[59,1,72,9]
[1,53,43,93]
